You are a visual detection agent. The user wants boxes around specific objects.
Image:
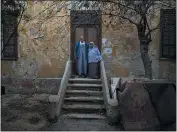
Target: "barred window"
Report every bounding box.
[1,8,18,60]
[160,9,176,59]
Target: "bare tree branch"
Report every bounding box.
[103,0,139,13]
[102,12,138,26]
[146,15,152,43]
[120,16,138,26]
[144,0,155,13]
[145,21,160,37]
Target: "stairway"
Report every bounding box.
[61,77,106,120]
[44,77,122,130]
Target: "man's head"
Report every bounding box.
[80,36,84,42]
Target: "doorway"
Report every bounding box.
[70,10,101,75]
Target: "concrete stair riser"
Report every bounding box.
[65,90,103,97]
[69,80,102,84]
[67,87,102,91]
[64,100,104,105]
[64,97,104,104]
[68,84,102,88]
[62,113,106,119]
[63,104,105,110]
[62,108,106,114]
[69,78,102,83]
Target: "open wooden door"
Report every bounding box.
[70,10,101,76]
[71,26,100,75]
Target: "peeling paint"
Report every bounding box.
[2,2,69,78]
[102,13,175,79]
[1,2,175,80]
[29,22,44,39]
[103,48,112,55]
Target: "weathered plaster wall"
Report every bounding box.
[102,21,142,78]
[2,1,70,78]
[1,1,175,80]
[101,11,176,79]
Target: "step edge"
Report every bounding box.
[63,113,106,118]
[69,78,101,81]
[68,84,102,87]
[63,104,105,108]
[64,97,104,100]
[66,90,103,93]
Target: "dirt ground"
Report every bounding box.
[1,94,50,131]
[1,93,122,131]
[42,117,122,131]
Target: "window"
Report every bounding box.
[1,8,18,60]
[160,9,176,59]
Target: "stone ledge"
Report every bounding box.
[1,78,61,94]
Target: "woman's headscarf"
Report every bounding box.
[89,42,95,48]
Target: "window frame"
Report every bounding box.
[1,9,18,61]
[159,8,176,61]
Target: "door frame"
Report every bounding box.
[70,10,102,75]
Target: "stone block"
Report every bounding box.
[48,95,59,121]
[119,82,160,131]
[117,77,133,92]
[145,83,176,126]
[106,104,121,125]
[117,77,149,92]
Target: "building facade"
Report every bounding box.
[1,1,176,81]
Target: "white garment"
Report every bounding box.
[80,41,85,46]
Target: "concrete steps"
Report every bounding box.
[64,97,104,104]
[63,104,105,113]
[62,77,105,120]
[68,83,102,88]
[65,90,103,97]
[69,78,102,84]
[62,113,106,119]
[67,83,102,91]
